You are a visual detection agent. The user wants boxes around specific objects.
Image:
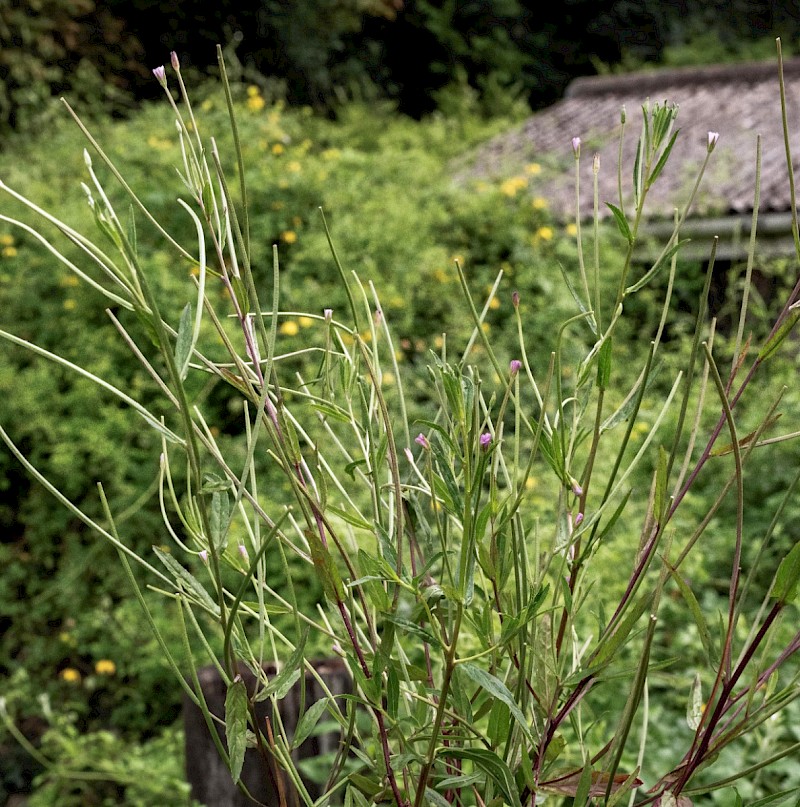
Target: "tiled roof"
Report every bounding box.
[459,58,800,223]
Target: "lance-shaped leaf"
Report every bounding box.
[772,541,800,604]
[540,769,643,798]
[459,662,533,742]
[440,747,519,806]
[225,676,248,784]
[306,528,345,602]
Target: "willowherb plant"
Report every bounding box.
[5,41,800,807]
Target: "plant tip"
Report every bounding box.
[479,432,492,450]
[415,433,430,450]
[509,359,522,376]
[152,65,167,88]
[512,290,520,308]
[707,131,720,152]
[170,51,180,71]
[199,550,208,563]
[571,136,581,157]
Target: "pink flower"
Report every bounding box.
[415,433,430,450]
[238,545,249,562]
[199,550,208,564]
[571,136,581,157]
[324,308,333,321]
[170,51,180,71]
[574,512,584,527]
[152,65,167,88]
[480,432,492,450]
[707,131,720,152]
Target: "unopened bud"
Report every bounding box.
[415,433,430,450]
[324,308,333,321]
[707,131,720,152]
[170,51,180,71]
[238,544,249,563]
[574,512,584,527]
[509,359,522,376]
[512,290,520,309]
[199,550,208,564]
[593,154,600,173]
[480,432,492,450]
[152,65,167,88]
[571,136,581,157]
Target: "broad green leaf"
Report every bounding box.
[174,302,193,380]
[773,541,800,604]
[606,202,633,244]
[210,490,231,551]
[441,747,520,806]
[459,662,533,742]
[292,698,330,749]
[306,528,345,602]
[225,677,248,784]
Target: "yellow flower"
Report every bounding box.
[488,297,501,310]
[146,135,173,151]
[281,230,297,244]
[566,222,578,236]
[95,659,116,675]
[2,246,18,258]
[500,176,528,197]
[292,216,303,227]
[279,320,299,336]
[481,322,490,333]
[272,143,284,155]
[270,200,284,211]
[433,335,444,349]
[247,95,265,112]
[322,148,341,161]
[200,99,214,112]
[63,299,77,311]
[298,316,314,328]
[534,226,554,242]
[247,85,260,97]
[60,667,81,683]
[0,234,14,246]
[525,162,542,175]
[381,371,395,386]
[60,274,80,287]
[287,161,301,173]
[532,197,548,210]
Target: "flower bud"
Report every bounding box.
[509,359,522,376]
[480,432,492,450]
[324,308,333,321]
[238,544,249,563]
[415,433,430,450]
[707,131,720,153]
[152,65,167,88]
[574,512,584,527]
[199,550,208,564]
[170,51,180,71]
[571,136,581,157]
[512,290,520,309]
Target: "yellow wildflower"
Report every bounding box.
[488,297,501,310]
[278,179,289,189]
[247,95,265,112]
[247,85,260,97]
[95,659,116,675]
[279,320,299,336]
[270,200,284,211]
[382,371,395,386]
[292,216,303,227]
[500,176,527,197]
[481,322,490,333]
[525,163,542,175]
[272,143,284,155]
[0,234,14,246]
[532,197,548,210]
[200,99,214,112]
[287,161,302,173]
[2,246,18,258]
[60,274,80,287]
[60,668,81,683]
[434,335,444,349]
[534,226,554,242]
[566,222,578,236]
[298,316,314,328]
[322,148,341,161]
[281,230,297,244]
[63,299,77,311]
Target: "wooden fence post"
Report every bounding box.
[184,658,350,806]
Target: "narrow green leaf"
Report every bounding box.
[686,672,703,730]
[255,630,308,702]
[591,591,654,670]
[626,240,689,295]
[152,547,219,615]
[773,541,800,604]
[654,445,668,524]
[666,566,715,665]
[292,697,330,749]
[597,336,613,390]
[459,662,533,742]
[174,303,193,380]
[441,747,520,806]
[648,129,680,186]
[759,308,800,361]
[306,528,345,602]
[386,665,400,719]
[606,202,633,244]
[225,677,248,784]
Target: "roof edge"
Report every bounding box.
[566,57,800,99]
